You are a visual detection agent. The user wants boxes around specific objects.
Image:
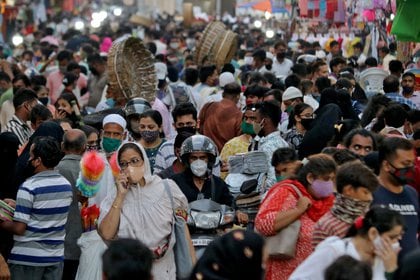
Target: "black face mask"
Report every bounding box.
[176,126,197,135]
[276,52,286,60]
[266,64,272,70]
[300,118,314,130]
[25,158,36,177]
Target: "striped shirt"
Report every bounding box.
[312,211,351,249]
[9,170,72,266]
[6,115,32,147]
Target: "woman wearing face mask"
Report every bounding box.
[98,142,190,280]
[284,103,314,149]
[255,154,337,280]
[290,206,403,280]
[34,85,56,116]
[138,109,166,173]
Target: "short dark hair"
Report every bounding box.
[13,88,38,108]
[167,66,179,83]
[383,75,400,93]
[343,129,377,151]
[335,78,353,91]
[274,40,287,49]
[57,50,73,62]
[221,63,235,74]
[30,75,47,87]
[248,72,267,85]
[325,255,372,280]
[380,46,390,54]
[311,61,328,75]
[336,161,379,193]
[271,147,298,166]
[389,60,403,74]
[255,101,281,127]
[67,61,82,72]
[352,42,363,50]
[329,40,339,48]
[102,238,153,280]
[383,104,408,128]
[222,82,241,97]
[297,154,337,187]
[365,57,378,67]
[0,71,11,83]
[244,84,269,98]
[12,74,31,87]
[63,130,87,152]
[315,76,331,93]
[402,72,415,80]
[284,74,301,89]
[32,136,63,168]
[252,49,266,61]
[199,65,217,83]
[329,57,346,70]
[330,149,360,165]
[30,104,53,125]
[87,53,105,64]
[171,102,197,122]
[408,110,420,125]
[378,137,413,165]
[184,68,199,86]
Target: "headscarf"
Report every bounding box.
[116,141,152,183]
[190,230,265,280]
[0,132,19,199]
[15,121,64,187]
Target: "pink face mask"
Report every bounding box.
[310,179,334,198]
[127,165,144,184]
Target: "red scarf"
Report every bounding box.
[275,179,334,222]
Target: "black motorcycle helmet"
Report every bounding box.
[124,98,152,133]
[180,135,217,169]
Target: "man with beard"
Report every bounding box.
[312,161,378,247]
[372,137,419,260]
[124,98,152,141]
[0,137,72,279]
[153,102,198,174]
[401,72,420,108]
[272,40,293,78]
[87,53,108,109]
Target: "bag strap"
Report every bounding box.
[281,183,303,198]
[210,175,216,201]
[162,179,175,215]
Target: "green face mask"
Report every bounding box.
[286,106,293,114]
[101,137,122,153]
[241,120,255,135]
[276,175,286,182]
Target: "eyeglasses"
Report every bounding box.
[119,157,144,170]
[299,113,314,119]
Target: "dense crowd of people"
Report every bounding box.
[0,8,419,280]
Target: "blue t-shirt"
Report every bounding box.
[372,185,419,259]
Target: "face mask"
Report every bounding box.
[244,56,253,65]
[252,119,264,136]
[190,159,208,177]
[170,42,179,49]
[276,52,286,60]
[25,158,36,177]
[101,137,122,153]
[276,175,286,182]
[373,236,400,253]
[286,105,293,114]
[39,97,49,106]
[402,86,414,95]
[266,64,272,71]
[310,179,334,198]
[389,165,416,185]
[241,121,255,135]
[140,130,160,143]
[300,118,314,130]
[127,165,144,184]
[176,126,196,135]
[106,98,115,108]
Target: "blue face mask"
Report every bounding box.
[106,98,115,108]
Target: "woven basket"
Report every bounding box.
[213,30,238,68]
[107,37,157,102]
[194,21,226,66]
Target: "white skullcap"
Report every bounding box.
[155,62,168,80]
[283,86,303,101]
[219,72,235,87]
[103,114,127,129]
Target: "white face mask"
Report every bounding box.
[190,159,208,177]
[373,236,400,253]
[244,56,253,65]
[170,42,179,49]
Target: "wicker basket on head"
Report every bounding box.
[213,30,238,68]
[108,37,157,103]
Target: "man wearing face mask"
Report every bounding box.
[46,50,87,105]
[171,135,248,223]
[101,114,127,158]
[124,98,152,141]
[373,137,420,260]
[312,162,379,247]
[272,40,293,79]
[401,72,420,108]
[253,101,289,192]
